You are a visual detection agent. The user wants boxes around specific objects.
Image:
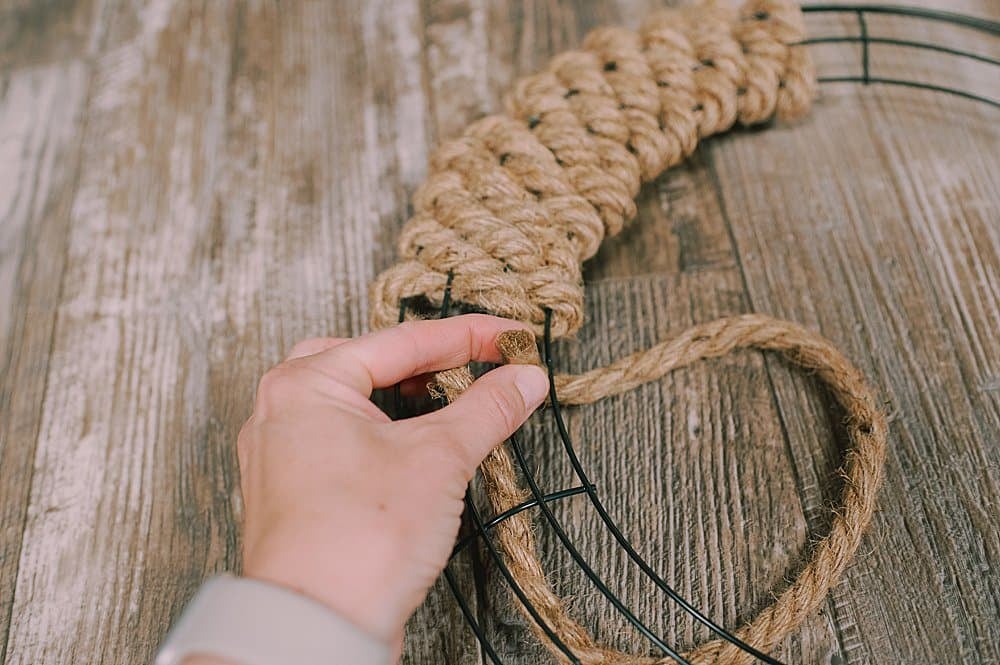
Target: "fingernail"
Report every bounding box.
[514,365,549,406]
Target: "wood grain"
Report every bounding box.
[708,63,1000,664]
[0,47,91,665]
[0,1,997,664]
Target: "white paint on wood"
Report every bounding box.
[0,64,86,368]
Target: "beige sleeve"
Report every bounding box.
[154,575,390,665]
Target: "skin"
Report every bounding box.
[182,314,549,664]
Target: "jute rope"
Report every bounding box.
[432,317,887,664]
[371,0,816,338]
[369,1,888,662]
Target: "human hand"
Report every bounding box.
[236,314,549,656]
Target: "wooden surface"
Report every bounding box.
[1,1,998,663]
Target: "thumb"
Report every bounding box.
[409,364,549,467]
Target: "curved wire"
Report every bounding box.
[504,431,692,664]
[434,280,583,665]
[798,36,999,66]
[801,4,1000,34]
[443,567,505,665]
[540,309,785,665]
[818,76,999,108]
[462,489,583,664]
[794,5,1000,108]
[450,485,594,558]
[799,5,1000,108]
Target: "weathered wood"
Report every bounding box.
[707,46,1000,664]
[0,0,997,664]
[0,58,90,662]
[0,0,97,70]
[3,3,242,662]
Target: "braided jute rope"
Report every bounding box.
[368,1,888,662]
[371,0,816,337]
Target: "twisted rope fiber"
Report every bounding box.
[370,0,816,338]
[369,1,888,662]
[432,316,887,664]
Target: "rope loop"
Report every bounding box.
[435,314,888,664]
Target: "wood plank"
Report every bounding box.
[3,2,238,662]
[0,0,98,70]
[213,0,483,661]
[706,4,1000,662]
[406,2,520,660]
[207,1,481,662]
[3,0,479,662]
[0,60,90,663]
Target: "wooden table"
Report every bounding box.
[1,1,997,663]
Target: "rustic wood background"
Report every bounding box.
[1,0,997,663]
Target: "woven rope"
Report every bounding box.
[369,1,888,662]
[370,0,816,339]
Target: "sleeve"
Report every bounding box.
[154,574,391,665]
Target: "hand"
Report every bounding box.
[236,314,549,655]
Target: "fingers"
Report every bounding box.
[298,314,535,396]
[403,363,548,468]
[389,629,404,665]
[285,337,348,361]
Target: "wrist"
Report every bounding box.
[243,541,404,646]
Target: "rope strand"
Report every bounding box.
[433,315,887,664]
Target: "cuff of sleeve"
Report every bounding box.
[154,574,390,665]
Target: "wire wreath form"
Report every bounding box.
[364,0,913,662]
[429,309,887,665]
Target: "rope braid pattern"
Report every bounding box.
[370,2,888,662]
[370,0,816,338]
